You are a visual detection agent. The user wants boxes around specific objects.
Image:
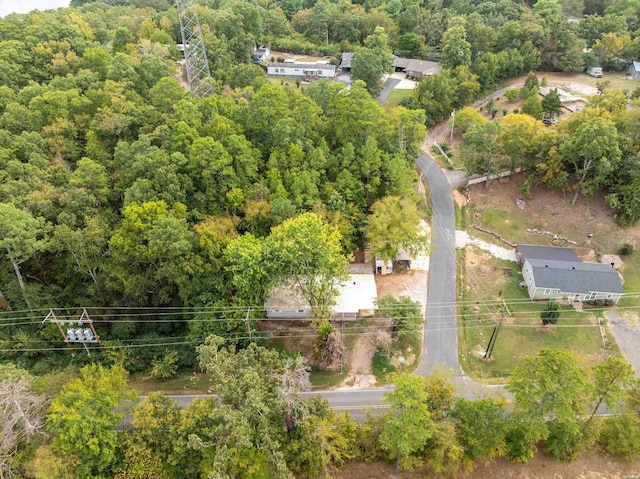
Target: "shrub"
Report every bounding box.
[541,300,560,325]
[618,243,634,255]
[504,89,519,102]
[150,350,179,380]
[600,414,640,457]
[372,351,396,377]
[503,109,508,116]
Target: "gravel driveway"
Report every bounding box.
[605,310,640,377]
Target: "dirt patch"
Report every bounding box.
[335,452,640,479]
[468,172,634,253]
[259,319,315,359]
[464,246,510,294]
[348,342,374,374]
[453,189,468,207]
[376,271,428,314]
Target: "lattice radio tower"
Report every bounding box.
[176,0,214,98]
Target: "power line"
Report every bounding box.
[0,323,616,354]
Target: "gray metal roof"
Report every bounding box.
[267,62,336,71]
[519,244,623,294]
[392,57,441,75]
[530,260,623,294]
[340,52,353,69]
[517,244,580,262]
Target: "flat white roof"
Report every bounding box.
[265,273,377,314]
[334,274,377,314]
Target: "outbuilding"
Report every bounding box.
[627,61,640,79]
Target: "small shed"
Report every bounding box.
[627,61,640,79]
[600,254,623,270]
[375,258,393,275]
[395,249,412,270]
[252,46,271,63]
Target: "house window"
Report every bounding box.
[589,292,596,300]
[544,289,550,295]
[606,294,613,299]
[298,309,305,313]
[294,69,299,72]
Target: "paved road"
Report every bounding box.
[605,311,640,377]
[376,77,401,104]
[169,388,392,421]
[414,148,460,375]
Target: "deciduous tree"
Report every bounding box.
[48,365,137,478]
[0,203,49,308]
[365,196,428,262]
[381,372,435,475]
[269,212,351,320]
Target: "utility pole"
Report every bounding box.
[450,109,456,142]
[485,301,509,359]
[43,308,103,356]
[176,0,214,98]
[244,307,252,342]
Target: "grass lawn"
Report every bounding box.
[385,89,413,107]
[458,246,622,381]
[266,76,303,91]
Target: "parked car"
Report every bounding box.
[586,67,603,78]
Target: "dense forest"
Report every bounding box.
[0,0,637,373]
[1,0,640,477]
[0,0,432,374]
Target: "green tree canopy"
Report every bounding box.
[365,196,428,262]
[47,365,137,478]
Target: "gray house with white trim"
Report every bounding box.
[517,245,623,304]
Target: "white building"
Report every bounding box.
[265,274,377,319]
[266,62,336,80]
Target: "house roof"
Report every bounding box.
[267,62,336,71]
[528,259,623,294]
[340,52,353,69]
[392,57,442,75]
[517,244,581,262]
[265,274,377,314]
[630,61,640,71]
